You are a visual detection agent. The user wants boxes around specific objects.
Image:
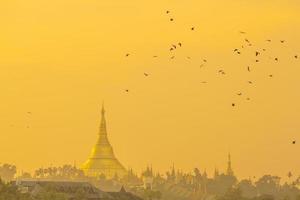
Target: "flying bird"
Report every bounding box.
[280,40,285,43]
[144,73,149,76]
[293,141,296,144]
[255,59,259,62]
[255,51,260,56]
[266,39,271,42]
[172,44,177,49]
[170,18,174,21]
[239,31,246,34]
[166,10,170,14]
[27,112,32,114]
[275,57,279,61]
[218,70,226,75]
[248,81,253,84]
[125,89,129,92]
[269,74,273,78]
[295,55,298,59]
[247,66,251,72]
[125,53,130,57]
[232,103,236,107]
[178,42,182,47]
[237,93,242,96]
[203,59,207,62]
[245,38,250,43]
[191,27,195,31]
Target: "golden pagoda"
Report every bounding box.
[81,105,126,179]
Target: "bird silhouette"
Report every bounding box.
[125,89,129,92]
[247,66,251,72]
[172,44,177,49]
[232,103,236,107]
[126,53,130,57]
[275,57,279,61]
[203,59,207,62]
[255,51,260,56]
[266,39,271,42]
[269,74,273,78]
[166,10,170,14]
[239,31,246,34]
[191,27,195,31]
[144,73,149,76]
[237,93,242,96]
[292,141,296,144]
[295,55,298,59]
[280,40,285,43]
[170,18,174,21]
[248,81,253,84]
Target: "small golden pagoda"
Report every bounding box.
[82,105,126,179]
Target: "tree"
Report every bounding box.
[255,175,280,196]
[217,187,244,200]
[0,164,16,182]
[238,179,257,198]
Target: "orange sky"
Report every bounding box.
[0,0,300,180]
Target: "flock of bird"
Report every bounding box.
[7,11,297,145]
[122,10,299,144]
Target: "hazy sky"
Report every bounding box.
[0,0,300,180]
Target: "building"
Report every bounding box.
[142,166,154,190]
[15,179,142,200]
[81,105,126,179]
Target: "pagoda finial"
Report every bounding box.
[101,101,105,115]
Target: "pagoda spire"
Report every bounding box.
[97,103,110,145]
[226,153,234,176]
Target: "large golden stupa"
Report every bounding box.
[81,105,126,179]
